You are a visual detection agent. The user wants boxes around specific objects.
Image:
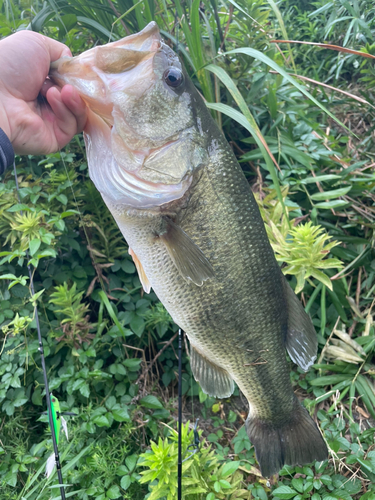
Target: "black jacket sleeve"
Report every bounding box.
[0,127,14,175]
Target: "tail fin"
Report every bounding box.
[246,397,327,477]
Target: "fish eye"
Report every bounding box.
[163,67,183,88]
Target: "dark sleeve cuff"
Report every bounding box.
[0,127,14,175]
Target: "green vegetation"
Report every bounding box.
[1,0,375,499]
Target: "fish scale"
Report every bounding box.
[50,21,328,476]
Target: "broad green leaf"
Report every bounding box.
[139,395,163,409]
[7,203,31,212]
[291,477,304,493]
[29,239,41,256]
[106,485,121,499]
[314,200,349,209]
[120,475,131,490]
[301,174,341,183]
[0,273,17,280]
[56,194,68,204]
[308,268,333,290]
[130,314,145,337]
[92,415,110,427]
[310,186,352,200]
[105,396,116,410]
[272,485,298,499]
[221,461,240,478]
[112,408,130,422]
[125,454,138,472]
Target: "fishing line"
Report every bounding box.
[190,352,194,423]
[12,161,66,500]
[182,418,200,462]
[174,8,179,54]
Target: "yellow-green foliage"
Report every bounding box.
[49,282,94,347]
[255,188,343,293]
[139,422,250,500]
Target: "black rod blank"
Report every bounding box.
[177,329,182,500]
[13,163,66,500]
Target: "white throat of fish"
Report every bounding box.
[84,110,195,209]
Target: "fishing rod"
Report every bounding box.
[178,328,182,500]
[13,162,67,500]
[177,330,201,500]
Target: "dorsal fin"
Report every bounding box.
[284,278,318,371]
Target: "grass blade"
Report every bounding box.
[271,40,375,59]
[227,0,265,27]
[305,282,322,314]
[77,16,117,40]
[223,47,355,135]
[61,443,93,474]
[112,0,144,26]
[269,71,375,108]
[266,0,296,71]
[355,376,375,420]
[205,64,288,220]
[309,374,350,386]
[320,284,326,336]
[98,290,127,337]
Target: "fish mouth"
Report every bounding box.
[50,21,161,73]
[49,22,162,121]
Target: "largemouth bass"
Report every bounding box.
[50,22,328,476]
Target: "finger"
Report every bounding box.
[60,85,88,133]
[0,32,72,101]
[40,35,72,61]
[40,78,58,98]
[45,86,80,148]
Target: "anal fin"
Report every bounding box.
[284,278,317,371]
[159,217,214,286]
[190,343,234,398]
[129,248,151,294]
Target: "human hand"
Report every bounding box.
[0,31,87,155]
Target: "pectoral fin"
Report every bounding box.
[284,278,317,371]
[129,248,151,293]
[159,217,214,286]
[190,343,234,398]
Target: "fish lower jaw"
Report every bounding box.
[91,152,193,210]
